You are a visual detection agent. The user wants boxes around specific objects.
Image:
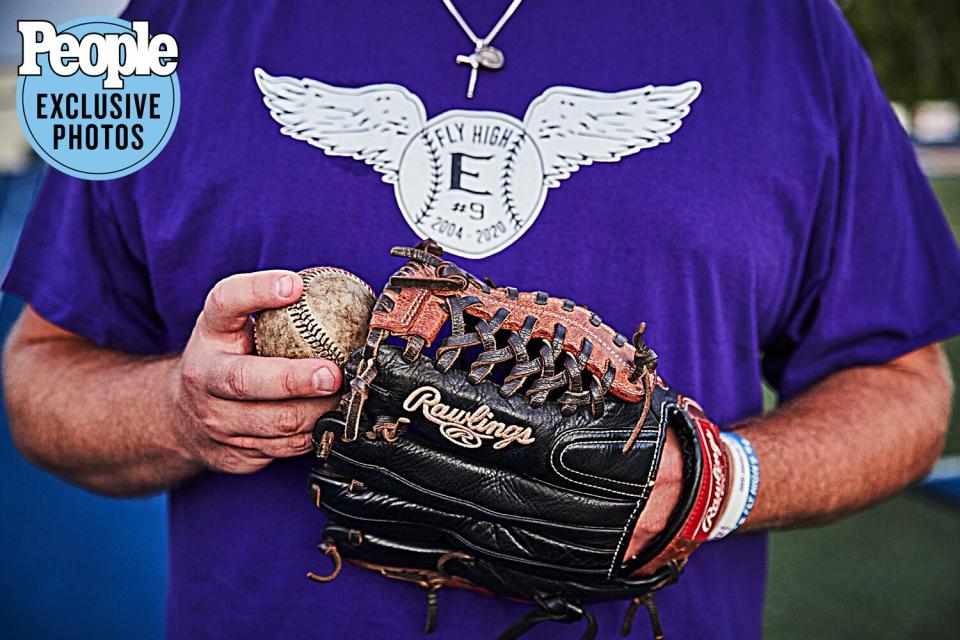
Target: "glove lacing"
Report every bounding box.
[340,242,658,452]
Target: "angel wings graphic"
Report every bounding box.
[254,67,700,258]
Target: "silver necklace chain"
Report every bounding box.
[442,0,523,46]
[441,0,524,99]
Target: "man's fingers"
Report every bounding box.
[207,449,274,474]
[222,432,315,459]
[203,355,342,400]
[208,397,341,438]
[200,270,303,336]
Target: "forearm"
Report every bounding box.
[735,344,952,531]
[3,315,200,497]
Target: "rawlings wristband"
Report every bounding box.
[709,432,760,540]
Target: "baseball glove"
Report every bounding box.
[307,240,728,639]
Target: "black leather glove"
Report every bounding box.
[306,241,728,640]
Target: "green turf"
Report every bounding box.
[763,176,960,638]
[765,494,960,639]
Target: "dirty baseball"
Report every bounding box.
[254,267,376,365]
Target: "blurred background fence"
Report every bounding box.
[1,1,959,638]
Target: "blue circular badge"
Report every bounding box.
[16,17,180,180]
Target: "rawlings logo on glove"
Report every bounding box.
[403,385,537,450]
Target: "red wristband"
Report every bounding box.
[632,396,729,576]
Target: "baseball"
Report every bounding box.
[254,267,376,366]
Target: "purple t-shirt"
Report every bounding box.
[6,1,960,638]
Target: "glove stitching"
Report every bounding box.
[398,288,430,327]
[329,450,624,533]
[607,402,670,578]
[608,499,643,579]
[322,489,617,555]
[321,501,615,574]
[556,439,652,494]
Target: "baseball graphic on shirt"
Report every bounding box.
[254,68,701,258]
[254,267,375,366]
[396,111,545,257]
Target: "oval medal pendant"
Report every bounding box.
[476,45,505,70]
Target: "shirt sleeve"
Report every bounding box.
[762,4,960,399]
[2,171,166,354]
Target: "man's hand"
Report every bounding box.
[171,270,343,474]
[625,428,683,560]
[4,269,348,496]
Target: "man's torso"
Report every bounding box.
[113,1,848,637]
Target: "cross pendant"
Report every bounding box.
[455,45,504,100]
